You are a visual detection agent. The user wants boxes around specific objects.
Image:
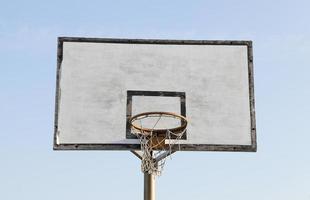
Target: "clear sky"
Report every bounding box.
[1,0,310,199]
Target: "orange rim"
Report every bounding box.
[129,112,187,136]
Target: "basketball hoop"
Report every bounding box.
[129,112,188,175]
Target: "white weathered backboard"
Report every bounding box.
[54,37,256,151]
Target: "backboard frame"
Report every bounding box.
[53,37,256,152]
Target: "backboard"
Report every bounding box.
[54,37,256,152]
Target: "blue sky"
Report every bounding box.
[1,0,310,199]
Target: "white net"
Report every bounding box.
[131,113,187,176]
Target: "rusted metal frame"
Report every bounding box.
[130,150,143,160]
[53,38,63,149]
[247,41,257,152]
[155,151,176,163]
[53,143,256,152]
[58,37,252,46]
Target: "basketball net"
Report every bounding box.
[131,112,187,176]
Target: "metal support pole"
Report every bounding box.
[144,173,155,200]
[131,150,157,200]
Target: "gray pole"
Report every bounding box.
[144,173,155,200]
